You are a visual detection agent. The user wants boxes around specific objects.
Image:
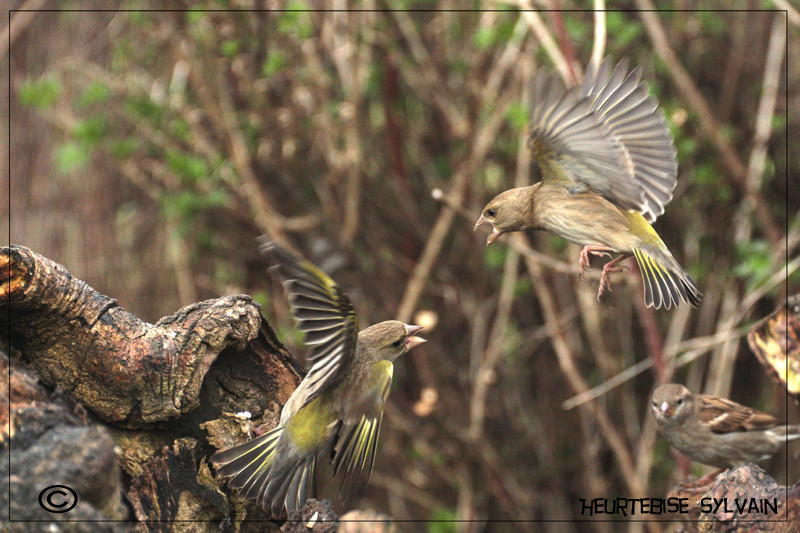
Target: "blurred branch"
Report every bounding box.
[562,256,799,410]
[548,11,578,83]
[467,57,531,465]
[717,21,748,123]
[214,59,289,245]
[773,0,800,27]
[705,12,786,398]
[745,13,786,224]
[635,3,782,250]
[0,0,47,59]
[396,14,527,323]
[561,325,752,411]
[396,113,509,323]
[590,0,606,67]
[518,235,648,504]
[325,8,373,246]
[509,0,573,82]
[735,255,800,323]
[389,9,469,136]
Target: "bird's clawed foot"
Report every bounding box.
[596,256,629,300]
[578,245,615,280]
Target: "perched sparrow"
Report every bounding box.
[651,383,800,468]
[211,240,426,517]
[474,57,701,309]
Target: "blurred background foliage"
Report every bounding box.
[3,2,799,532]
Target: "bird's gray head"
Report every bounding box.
[358,320,426,361]
[474,185,537,245]
[651,383,694,426]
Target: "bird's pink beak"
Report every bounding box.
[474,215,500,246]
[404,324,426,350]
[660,401,673,418]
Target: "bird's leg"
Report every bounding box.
[578,244,615,279]
[596,255,630,300]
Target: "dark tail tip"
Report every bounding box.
[633,248,702,310]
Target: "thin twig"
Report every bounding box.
[590,0,606,67]
[773,0,800,27]
[513,0,573,83]
[395,16,528,323]
[561,256,799,410]
[0,0,47,59]
[519,233,648,501]
[745,13,786,221]
[561,325,752,411]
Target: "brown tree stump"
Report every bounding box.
[668,465,800,532]
[1,245,302,530]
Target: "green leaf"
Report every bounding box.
[733,239,773,289]
[484,245,507,270]
[698,12,725,35]
[427,508,457,533]
[54,142,90,174]
[166,150,209,184]
[221,39,240,58]
[128,11,148,26]
[170,118,191,141]
[125,94,163,122]
[606,12,642,47]
[18,77,61,109]
[482,161,505,189]
[159,189,227,221]
[505,101,529,132]
[277,1,314,39]
[564,16,590,41]
[473,26,495,50]
[73,116,109,146]
[186,7,206,25]
[79,82,111,107]
[110,137,140,159]
[513,278,532,297]
[262,50,287,77]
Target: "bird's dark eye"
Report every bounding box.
[392,339,403,348]
[486,208,496,217]
[676,398,683,406]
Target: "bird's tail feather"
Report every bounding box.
[262,453,317,516]
[211,426,315,516]
[772,425,800,441]
[632,248,702,309]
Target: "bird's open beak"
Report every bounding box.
[660,401,673,418]
[473,215,501,246]
[404,324,426,350]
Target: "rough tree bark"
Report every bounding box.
[0,245,309,531]
[668,465,800,532]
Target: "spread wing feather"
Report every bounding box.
[332,360,393,502]
[529,57,678,223]
[259,238,358,409]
